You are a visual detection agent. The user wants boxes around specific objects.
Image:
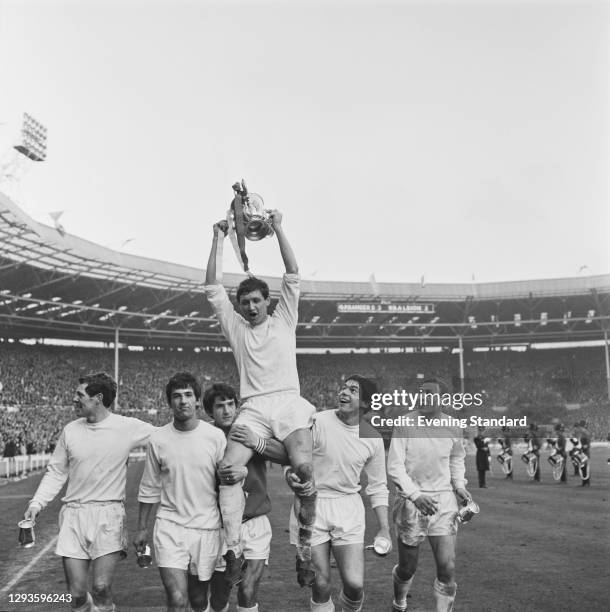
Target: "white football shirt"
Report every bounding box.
[138,420,226,529]
[204,273,300,399]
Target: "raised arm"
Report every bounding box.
[269,210,298,274]
[205,220,228,286]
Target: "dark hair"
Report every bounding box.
[345,374,378,410]
[421,377,450,395]
[79,372,117,408]
[165,372,202,405]
[202,383,238,416]
[236,276,269,302]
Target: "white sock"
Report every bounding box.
[219,483,245,554]
[237,605,259,612]
[310,597,335,611]
[433,578,457,612]
[392,565,414,610]
[338,590,363,612]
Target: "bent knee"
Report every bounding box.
[295,463,314,483]
[437,562,456,584]
[342,583,364,603]
[189,592,207,610]
[314,571,332,595]
[238,583,258,607]
[166,589,188,608]
[91,582,111,601]
[342,580,364,599]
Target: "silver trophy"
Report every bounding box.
[230,180,274,241]
[454,499,480,525]
[226,180,273,273]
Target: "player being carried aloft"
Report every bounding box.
[204,203,317,587]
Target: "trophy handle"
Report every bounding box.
[230,189,250,272]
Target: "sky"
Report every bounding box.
[0,0,608,284]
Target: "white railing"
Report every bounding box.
[1,449,148,480]
[0,453,51,479]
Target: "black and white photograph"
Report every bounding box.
[0,1,608,611]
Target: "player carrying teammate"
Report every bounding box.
[204,382,286,612]
[285,375,390,612]
[204,205,317,587]
[23,372,154,612]
[387,378,471,612]
[134,372,230,612]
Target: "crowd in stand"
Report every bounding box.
[1,343,608,459]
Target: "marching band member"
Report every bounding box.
[523,424,541,482]
[571,421,591,486]
[473,426,490,488]
[387,378,471,612]
[554,423,567,483]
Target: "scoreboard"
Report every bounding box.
[337,303,435,314]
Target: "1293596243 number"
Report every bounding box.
[8,593,72,603]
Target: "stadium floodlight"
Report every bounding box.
[514,313,522,327]
[13,113,47,161]
[540,312,548,326]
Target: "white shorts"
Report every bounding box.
[153,518,222,581]
[393,491,458,546]
[216,515,272,571]
[55,502,127,560]
[236,391,315,441]
[289,494,365,547]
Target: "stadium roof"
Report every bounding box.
[1,191,609,348]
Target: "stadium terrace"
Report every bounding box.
[1,192,609,354]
